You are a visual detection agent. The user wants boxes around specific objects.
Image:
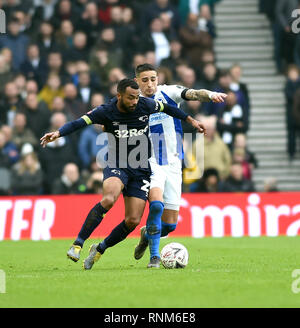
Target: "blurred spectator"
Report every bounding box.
[89,45,118,89]
[78,93,107,169]
[77,70,99,104]
[51,0,80,30]
[140,0,181,33]
[190,167,221,192]
[219,162,255,192]
[232,147,252,180]
[55,19,74,52]
[14,73,28,100]
[160,39,186,77]
[38,112,78,193]
[63,82,87,120]
[0,130,12,195]
[79,1,103,49]
[0,54,15,95]
[86,170,104,194]
[177,66,201,89]
[183,115,231,186]
[65,31,89,62]
[230,63,250,112]
[1,125,19,165]
[45,51,66,83]
[216,91,248,150]
[179,13,213,70]
[199,62,218,90]
[23,92,51,140]
[11,112,38,150]
[284,64,300,159]
[51,96,72,120]
[0,17,29,71]
[38,73,64,109]
[25,79,39,95]
[263,177,279,192]
[0,82,24,127]
[20,43,48,89]
[139,17,171,66]
[97,27,123,64]
[52,162,87,194]
[233,133,258,170]
[11,144,43,195]
[36,21,57,58]
[274,0,298,73]
[157,66,173,85]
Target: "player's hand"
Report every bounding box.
[40,131,60,148]
[210,92,227,103]
[187,117,207,135]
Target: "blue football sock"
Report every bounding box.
[161,221,177,237]
[74,202,108,247]
[96,220,134,254]
[145,201,164,259]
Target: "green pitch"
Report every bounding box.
[1,236,300,308]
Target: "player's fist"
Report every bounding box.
[40,131,60,148]
[210,92,227,103]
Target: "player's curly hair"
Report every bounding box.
[117,78,139,94]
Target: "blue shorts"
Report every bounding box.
[103,167,151,201]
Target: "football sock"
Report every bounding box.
[96,220,134,254]
[74,202,108,247]
[145,201,164,259]
[161,222,177,237]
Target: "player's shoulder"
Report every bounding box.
[158,84,186,103]
[138,95,155,106]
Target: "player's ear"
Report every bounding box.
[134,77,138,83]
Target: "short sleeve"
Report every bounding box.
[160,84,187,104]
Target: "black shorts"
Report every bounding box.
[103,167,151,201]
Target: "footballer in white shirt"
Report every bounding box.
[134,63,227,268]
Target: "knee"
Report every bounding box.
[149,201,164,217]
[125,216,141,230]
[101,194,117,209]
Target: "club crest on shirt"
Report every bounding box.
[138,115,148,122]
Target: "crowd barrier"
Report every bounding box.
[1,192,300,240]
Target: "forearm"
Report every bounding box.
[185,89,214,102]
[59,117,88,136]
[162,103,188,121]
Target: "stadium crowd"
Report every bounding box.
[0,0,260,196]
[260,0,300,161]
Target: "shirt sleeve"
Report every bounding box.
[59,106,106,136]
[162,84,188,103]
[82,106,107,125]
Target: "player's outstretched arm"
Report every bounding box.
[157,102,206,135]
[40,115,90,148]
[185,89,227,103]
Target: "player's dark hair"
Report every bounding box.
[135,63,157,76]
[117,78,139,94]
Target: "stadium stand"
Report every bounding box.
[1,0,298,195]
